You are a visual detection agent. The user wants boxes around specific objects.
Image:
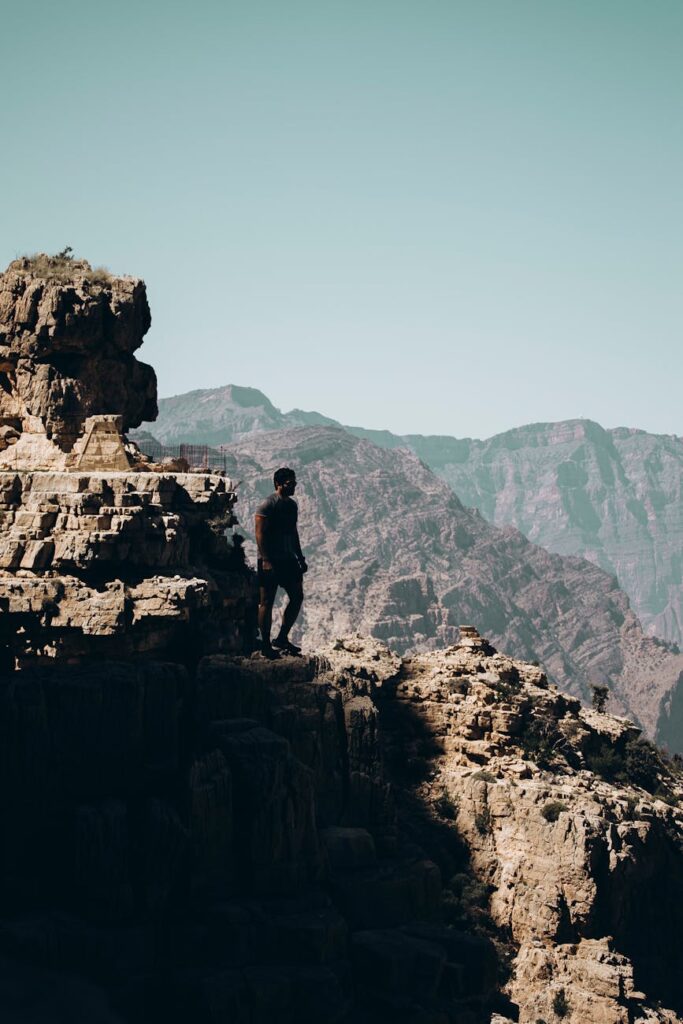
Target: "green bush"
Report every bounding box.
[520,713,567,768]
[653,784,679,807]
[541,800,568,822]
[584,742,624,782]
[591,684,609,713]
[434,789,458,819]
[447,872,491,908]
[473,769,497,783]
[552,988,570,1017]
[491,676,521,702]
[624,795,639,820]
[624,739,663,792]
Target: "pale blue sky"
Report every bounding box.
[1,1,681,438]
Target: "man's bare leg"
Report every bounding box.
[258,582,278,656]
[273,582,303,652]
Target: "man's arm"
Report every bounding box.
[255,514,272,566]
[292,524,307,571]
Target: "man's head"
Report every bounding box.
[274,466,297,496]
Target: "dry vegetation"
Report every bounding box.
[15,247,113,285]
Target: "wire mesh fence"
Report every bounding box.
[134,438,230,473]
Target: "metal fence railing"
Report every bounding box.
[133,439,230,473]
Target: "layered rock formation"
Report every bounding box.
[0,468,253,665]
[0,254,157,463]
[213,425,683,748]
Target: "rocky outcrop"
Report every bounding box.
[330,633,683,1024]
[218,425,683,749]
[0,467,253,664]
[0,254,157,461]
[0,256,253,668]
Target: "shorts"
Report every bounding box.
[258,557,303,593]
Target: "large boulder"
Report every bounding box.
[0,254,157,453]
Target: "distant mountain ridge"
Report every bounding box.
[142,385,683,649]
[147,384,338,445]
[197,424,682,750]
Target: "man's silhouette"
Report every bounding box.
[255,467,308,658]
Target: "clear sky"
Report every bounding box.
[1,1,681,439]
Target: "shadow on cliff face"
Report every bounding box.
[656,669,683,755]
[3,626,682,1022]
[0,647,505,1024]
[592,820,683,1014]
[374,676,517,1020]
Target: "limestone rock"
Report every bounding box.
[334,634,683,1023]
[0,469,254,662]
[0,255,156,454]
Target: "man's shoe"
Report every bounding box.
[260,645,281,660]
[272,636,302,656]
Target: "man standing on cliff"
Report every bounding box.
[255,467,308,658]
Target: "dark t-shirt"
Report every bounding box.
[255,493,298,560]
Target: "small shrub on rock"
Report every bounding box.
[447,872,492,909]
[491,676,521,702]
[591,684,609,713]
[562,719,582,741]
[623,738,664,792]
[475,806,492,834]
[552,987,570,1017]
[653,784,679,807]
[520,713,568,768]
[473,769,497,783]
[434,789,458,819]
[584,741,624,782]
[624,795,639,820]
[541,800,568,822]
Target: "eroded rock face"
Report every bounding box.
[327,634,683,1024]
[0,469,255,663]
[0,255,157,455]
